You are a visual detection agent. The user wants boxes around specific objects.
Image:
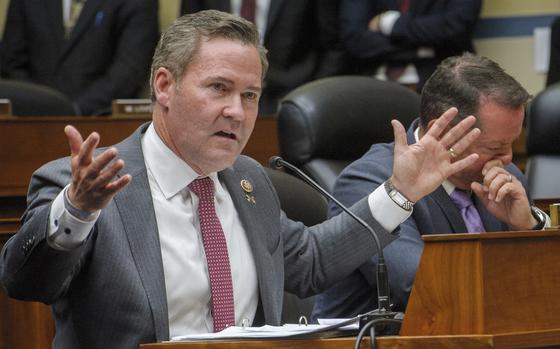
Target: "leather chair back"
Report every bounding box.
[526,82,560,199]
[0,79,76,116]
[278,76,420,192]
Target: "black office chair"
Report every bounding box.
[0,79,76,116]
[525,82,560,199]
[264,167,328,324]
[277,76,421,193]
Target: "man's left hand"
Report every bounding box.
[471,160,536,230]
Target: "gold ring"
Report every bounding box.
[507,174,512,183]
[448,147,457,158]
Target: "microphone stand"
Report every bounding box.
[269,157,403,334]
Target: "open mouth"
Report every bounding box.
[215,131,237,140]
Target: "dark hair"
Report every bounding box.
[150,10,268,101]
[419,53,530,129]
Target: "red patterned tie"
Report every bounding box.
[189,177,235,332]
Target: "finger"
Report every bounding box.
[446,153,479,177]
[90,157,125,188]
[85,147,119,180]
[103,174,132,194]
[445,127,481,156]
[64,125,84,157]
[392,119,408,153]
[481,159,504,176]
[439,115,477,149]
[482,167,509,193]
[487,172,513,201]
[77,132,101,167]
[424,107,458,140]
[493,183,514,203]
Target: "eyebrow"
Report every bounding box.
[206,76,262,93]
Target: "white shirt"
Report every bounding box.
[47,123,412,335]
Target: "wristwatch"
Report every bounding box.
[530,206,546,230]
[384,178,414,211]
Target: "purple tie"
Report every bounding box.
[449,189,486,233]
[189,177,235,332]
[240,0,256,23]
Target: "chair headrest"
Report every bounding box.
[0,79,76,116]
[277,76,420,166]
[527,82,560,155]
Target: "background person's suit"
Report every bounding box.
[0,123,395,349]
[181,0,347,114]
[0,0,159,115]
[340,0,481,89]
[312,119,529,320]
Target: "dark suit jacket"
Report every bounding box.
[0,123,397,349]
[181,0,347,114]
[312,118,530,320]
[340,0,481,88]
[0,0,159,115]
[547,17,560,86]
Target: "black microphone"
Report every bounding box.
[268,156,400,322]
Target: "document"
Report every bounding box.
[170,318,359,342]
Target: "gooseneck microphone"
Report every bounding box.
[268,156,400,322]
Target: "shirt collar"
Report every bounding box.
[414,126,455,195]
[141,123,227,200]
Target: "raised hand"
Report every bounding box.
[390,107,481,203]
[65,125,131,212]
[471,160,536,230]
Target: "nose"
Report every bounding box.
[223,94,245,121]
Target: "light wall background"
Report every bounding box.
[1,0,560,96]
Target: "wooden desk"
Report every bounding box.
[140,330,560,349]
[0,115,278,216]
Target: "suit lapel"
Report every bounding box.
[46,0,65,53]
[113,124,170,341]
[61,0,104,59]
[265,0,284,38]
[430,187,469,233]
[219,167,277,319]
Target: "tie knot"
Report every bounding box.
[188,177,214,200]
[450,189,474,210]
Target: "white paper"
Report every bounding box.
[534,26,551,73]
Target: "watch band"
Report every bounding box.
[530,206,546,230]
[384,178,414,211]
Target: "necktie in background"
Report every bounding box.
[450,189,486,233]
[64,0,85,38]
[189,177,235,332]
[240,0,256,23]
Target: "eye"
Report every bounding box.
[211,82,227,92]
[243,91,259,101]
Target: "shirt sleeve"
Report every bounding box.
[368,182,412,233]
[47,186,100,251]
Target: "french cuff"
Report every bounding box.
[531,206,550,230]
[368,183,413,233]
[48,186,100,251]
[380,11,400,35]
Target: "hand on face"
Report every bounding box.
[65,125,131,212]
[391,107,481,203]
[471,160,536,230]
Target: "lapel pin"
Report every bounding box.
[241,179,256,204]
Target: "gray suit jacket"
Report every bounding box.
[0,123,396,349]
[312,118,529,320]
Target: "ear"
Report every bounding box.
[153,67,174,108]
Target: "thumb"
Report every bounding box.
[471,181,488,204]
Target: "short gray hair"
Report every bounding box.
[150,10,268,101]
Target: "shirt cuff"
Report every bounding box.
[368,183,413,233]
[48,186,100,251]
[380,11,400,35]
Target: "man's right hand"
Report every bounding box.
[65,125,131,213]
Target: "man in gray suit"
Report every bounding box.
[312,53,550,321]
[0,11,481,349]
